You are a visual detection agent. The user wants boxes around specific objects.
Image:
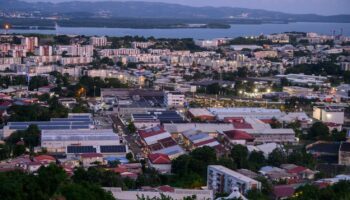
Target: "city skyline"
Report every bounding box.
[22,0,350,15]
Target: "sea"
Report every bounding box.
[3,22,350,39]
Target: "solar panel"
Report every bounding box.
[100,145,127,153]
[71,125,91,129]
[69,115,91,119]
[67,146,96,154]
[51,118,92,122]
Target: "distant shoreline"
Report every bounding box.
[3,22,349,39]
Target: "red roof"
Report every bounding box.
[158,185,174,192]
[148,153,171,164]
[224,130,255,141]
[324,122,341,127]
[113,166,128,174]
[138,126,167,139]
[273,185,295,198]
[315,182,330,189]
[158,137,177,148]
[232,122,253,129]
[260,119,274,124]
[0,101,12,107]
[80,153,103,158]
[34,155,56,162]
[287,166,307,174]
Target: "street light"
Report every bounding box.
[267,88,271,93]
[254,88,258,93]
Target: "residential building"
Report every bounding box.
[313,106,345,125]
[21,37,38,52]
[207,165,261,194]
[90,36,108,47]
[55,45,93,57]
[164,92,185,108]
[138,126,185,159]
[188,108,216,121]
[339,142,350,166]
[35,46,53,56]
[104,187,214,200]
[148,153,172,174]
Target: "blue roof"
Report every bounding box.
[67,146,96,154]
[8,114,93,131]
[100,145,127,153]
[188,133,209,141]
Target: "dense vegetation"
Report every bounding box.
[0,165,115,200]
[7,96,68,122]
[288,181,350,200]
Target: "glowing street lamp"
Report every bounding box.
[4,24,10,30]
[3,23,11,34]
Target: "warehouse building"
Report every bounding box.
[41,129,124,154]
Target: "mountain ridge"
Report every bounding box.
[1,0,350,22]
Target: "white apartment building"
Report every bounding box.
[21,37,38,52]
[55,45,93,57]
[341,62,350,71]
[60,57,93,65]
[267,34,290,43]
[164,92,185,108]
[254,50,278,59]
[131,42,154,49]
[100,48,140,57]
[207,165,261,194]
[313,106,345,125]
[35,46,53,56]
[0,57,22,66]
[56,66,82,77]
[195,40,219,48]
[90,36,108,47]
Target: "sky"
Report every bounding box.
[23,0,350,15]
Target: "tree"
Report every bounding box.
[308,122,330,140]
[57,183,115,200]
[248,151,266,171]
[246,189,269,200]
[126,152,134,161]
[0,164,115,200]
[206,83,221,95]
[267,148,286,167]
[127,122,136,134]
[287,149,316,169]
[29,76,49,91]
[6,124,41,153]
[100,57,115,66]
[230,144,248,169]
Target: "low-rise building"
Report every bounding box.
[104,186,214,200]
[339,142,350,166]
[313,106,345,125]
[148,153,172,174]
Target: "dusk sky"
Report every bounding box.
[23,0,350,15]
